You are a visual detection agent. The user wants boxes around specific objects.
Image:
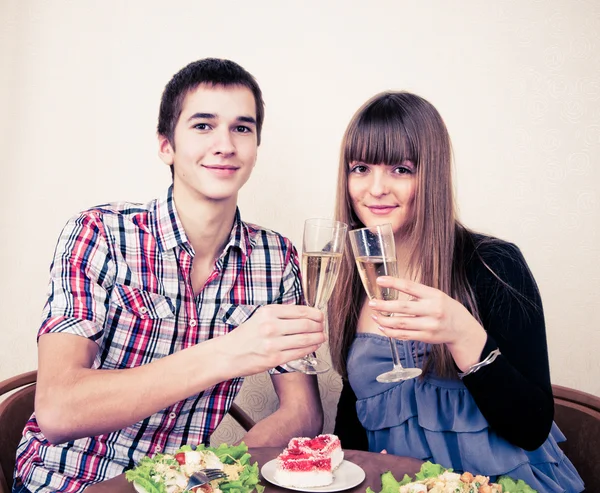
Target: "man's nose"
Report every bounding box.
[213,128,235,155]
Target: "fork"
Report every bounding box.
[184,468,228,491]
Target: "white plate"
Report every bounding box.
[261,459,366,492]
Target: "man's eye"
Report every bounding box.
[194,123,210,130]
[235,125,251,133]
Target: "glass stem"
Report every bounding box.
[304,307,325,364]
[303,353,317,364]
[388,336,404,370]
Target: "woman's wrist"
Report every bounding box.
[447,320,488,373]
[457,348,501,379]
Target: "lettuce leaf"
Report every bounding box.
[414,461,449,480]
[125,461,166,493]
[380,471,400,493]
[192,442,253,467]
[368,461,537,493]
[126,442,262,493]
[366,468,414,493]
[125,455,177,493]
[125,475,165,493]
[497,475,538,492]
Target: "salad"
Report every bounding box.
[366,462,537,493]
[125,442,264,493]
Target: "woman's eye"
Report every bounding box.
[393,166,412,175]
[350,164,368,174]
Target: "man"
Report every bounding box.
[13,58,324,493]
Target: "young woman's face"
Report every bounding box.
[347,160,417,236]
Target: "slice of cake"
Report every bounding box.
[288,434,344,470]
[273,446,334,487]
[273,434,344,488]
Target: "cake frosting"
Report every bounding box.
[273,434,344,488]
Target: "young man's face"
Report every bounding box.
[159,83,258,204]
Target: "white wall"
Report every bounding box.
[1,0,599,440]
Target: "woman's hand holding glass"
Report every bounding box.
[349,223,422,382]
[368,276,488,372]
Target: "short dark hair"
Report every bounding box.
[157,58,265,147]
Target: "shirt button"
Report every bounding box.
[154,445,162,453]
[189,319,197,327]
[139,307,148,314]
[169,412,177,420]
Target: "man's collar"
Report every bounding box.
[152,186,256,258]
[221,208,254,260]
[152,186,189,252]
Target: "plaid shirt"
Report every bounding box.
[15,186,302,493]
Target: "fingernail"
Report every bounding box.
[368,300,376,307]
[370,314,378,321]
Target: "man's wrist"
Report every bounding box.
[185,336,240,386]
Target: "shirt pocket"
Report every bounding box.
[218,303,262,331]
[110,283,175,320]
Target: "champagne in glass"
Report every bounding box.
[355,256,398,316]
[302,251,343,310]
[287,219,347,374]
[349,224,422,382]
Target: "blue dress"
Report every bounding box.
[347,333,585,493]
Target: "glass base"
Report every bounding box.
[287,356,330,375]
[376,367,422,383]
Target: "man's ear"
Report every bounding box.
[157,134,174,166]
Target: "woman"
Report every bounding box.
[328,91,584,492]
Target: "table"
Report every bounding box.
[86,447,423,493]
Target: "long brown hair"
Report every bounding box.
[328,91,480,379]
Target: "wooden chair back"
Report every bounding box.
[552,384,600,491]
[0,370,36,493]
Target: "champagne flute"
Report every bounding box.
[349,223,422,383]
[287,218,348,374]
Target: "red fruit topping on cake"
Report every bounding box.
[307,435,332,450]
[273,435,344,488]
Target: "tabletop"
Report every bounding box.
[86,447,423,493]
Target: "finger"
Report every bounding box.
[374,313,432,332]
[377,326,419,341]
[262,304,324,322]
[279,331,327,350]
[281,345,323,365]
[277,319,325,337]
[278,334,324,353]
[376,276,433,299]
[377,318,440,342]
[368,298,425,316]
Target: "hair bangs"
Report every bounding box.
[344,100,417,167]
